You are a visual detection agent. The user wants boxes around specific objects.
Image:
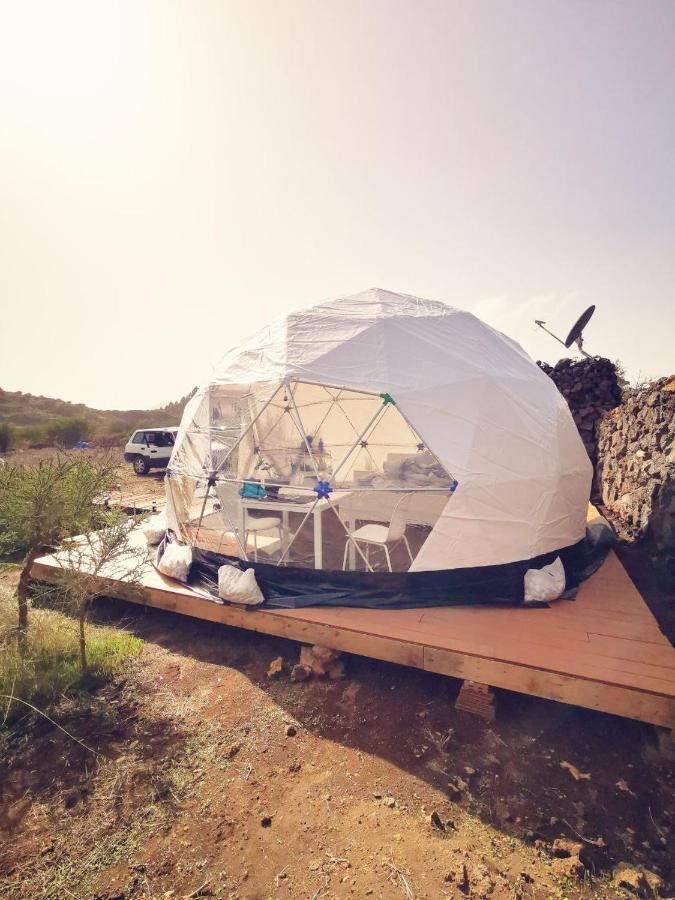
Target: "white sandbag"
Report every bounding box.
[143,511,167,545]
[157,541,192,583]
[524,556,565,603]
[218,565,265,606]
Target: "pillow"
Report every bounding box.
[524,556,565,603]
[143,511,167,546]
[403,471,437,486]
[218,565,265,606]
[157,542,192,583]
[382,458,404,480]
[239,480,267,499]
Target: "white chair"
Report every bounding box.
[213,483,284,561]
[342,493,415,572]
[244,516,283,562]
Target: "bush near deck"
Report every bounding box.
[0,569,142,727]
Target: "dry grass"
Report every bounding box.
[0,566,142,727]
[1,674,253,899]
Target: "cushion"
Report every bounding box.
[382,458,404,480]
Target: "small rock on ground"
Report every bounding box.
[612,862,664,896]
[266,657,284,679]
[290,663,312,682]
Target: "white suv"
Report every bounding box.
[124,427,178,475]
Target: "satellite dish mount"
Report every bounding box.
[534,306,595,359]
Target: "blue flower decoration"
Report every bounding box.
[314,480,333,500]
[449,479,459,493]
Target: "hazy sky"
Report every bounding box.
[1,0,673,410]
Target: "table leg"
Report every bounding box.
[346,512,356,570]
[241,506,247,556]
[281,510,289,557]
[314,507,322,569]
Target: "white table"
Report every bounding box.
[241,492,349,568]
[240,489,447,570]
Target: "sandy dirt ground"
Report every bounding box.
[0,567,673,900]
[2,446,167,510]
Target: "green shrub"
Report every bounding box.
[46,416,92,447]
[18,423,49,448]
[96,426,129,447]
[0,454,123,644]
[1,423,49,449]
[0,421,13,454]
[0,455,119,559]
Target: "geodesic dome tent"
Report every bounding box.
[163,289,600,608]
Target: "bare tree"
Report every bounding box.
[51,514,150,675]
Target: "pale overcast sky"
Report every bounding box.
[1,0,673,409]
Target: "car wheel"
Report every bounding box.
[133,456,150,475]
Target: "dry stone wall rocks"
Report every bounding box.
[537,359,674,578]
[536,357,623,464]
[596,376,675,576]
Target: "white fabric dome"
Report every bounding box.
[167,288,592,571]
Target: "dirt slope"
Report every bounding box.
[0,387,193,430]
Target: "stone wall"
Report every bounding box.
[596,376,675,576]
[537,357,623,463]
[538,357,674,578]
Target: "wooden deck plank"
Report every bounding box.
[423,646,675,729]
[31,561,675,713]
[47,546,672,682]
[588,634,675,669]
[321,608,675,692]
[30,523,675,731]
[31,559,426,668]
[420,601,658,630]
[542,600,668,632]
[549,593,661,622]
[333,607,593,652]
[417,609,596,644]
[419,605,668,645]
[417,623,675,682]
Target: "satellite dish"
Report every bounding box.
[534,305,596,359]
[564,305,595,350]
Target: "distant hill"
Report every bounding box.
[0,387,196,448]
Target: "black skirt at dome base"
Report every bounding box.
[169,521,613,610]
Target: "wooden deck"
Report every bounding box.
[96,492,165,515]
[31,514,675,731]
